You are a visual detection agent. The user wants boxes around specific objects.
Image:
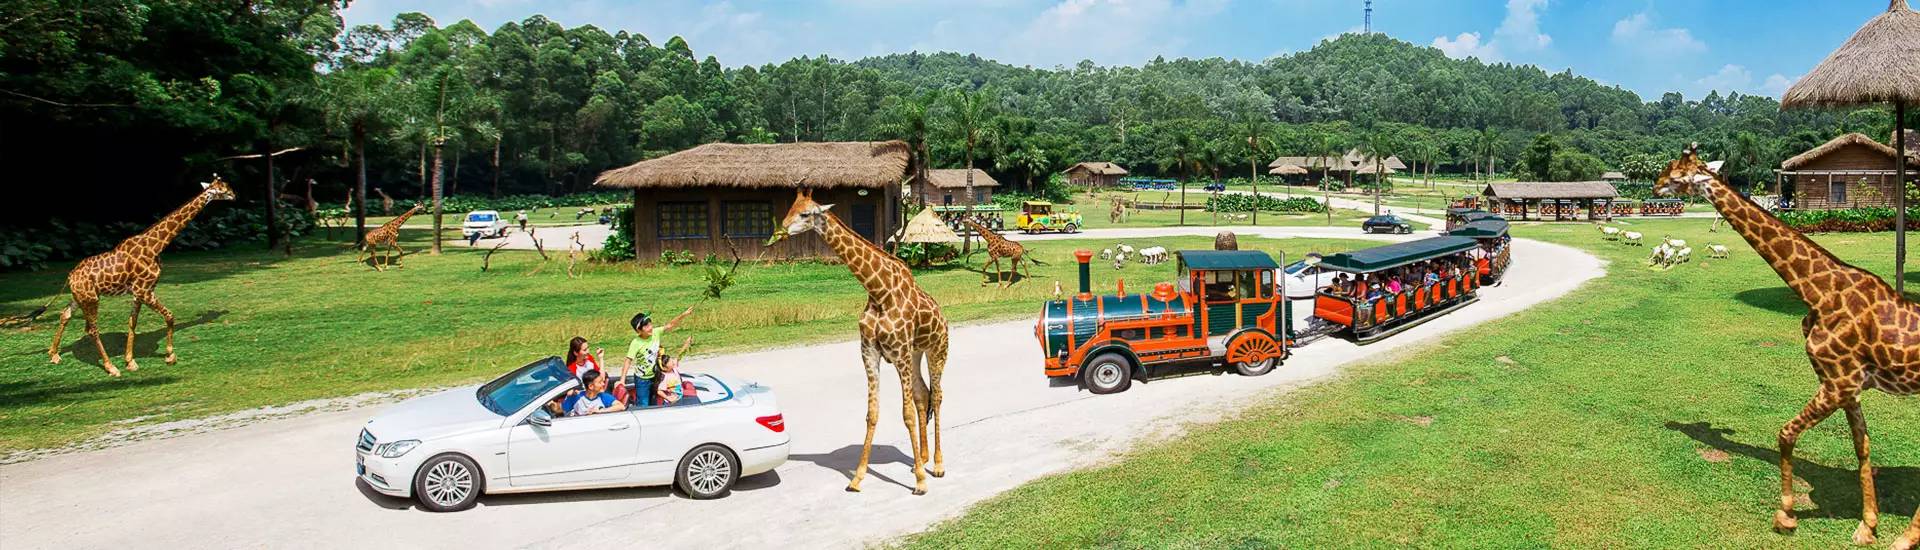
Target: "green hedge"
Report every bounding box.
[1,206,317,271]
[1203,194,1327,213]
[1777,207,1920,233]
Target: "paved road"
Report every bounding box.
[0,229,1604,550]
[454,223,614,252]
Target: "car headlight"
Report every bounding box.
[376,439,421,458]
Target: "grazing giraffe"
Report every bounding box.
[1659,144,1920,549]
[959,217,1041,288]
[1109,197,1126,223]
[47,176,236,376]
[772,188,950,495]
[359,204,424,271]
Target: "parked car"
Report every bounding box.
[1281,256,1339,299]
[1203,182,1227,192]
[462,210,510,239]
[355,357,789,512]
[1361,215,1413,234]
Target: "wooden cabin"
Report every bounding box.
[593,141,908,262]
[1776,132,1920,210]
[1063,162,1127,188]
[915,168,1000,206]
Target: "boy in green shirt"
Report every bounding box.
[622,306,693,407]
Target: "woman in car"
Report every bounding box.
[565,337,605,380]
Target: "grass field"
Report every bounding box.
[906,218,1920,548]
[0,230,1375,454]
[1071,190,1427,231]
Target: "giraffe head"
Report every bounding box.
[201,175,237,201]
[1655,143,1725,198]
[769,188,833,244]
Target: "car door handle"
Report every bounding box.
[608,424,631,431]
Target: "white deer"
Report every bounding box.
[1707,244,1730,259]
[1622,231,1643,245]
[1598,225,1622,240]
[1675,246,1693,264]
[1649,242,1675,268]
[1100,248,1114,260]
[1139,246,1169,265]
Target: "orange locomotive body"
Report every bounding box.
[1035,249,1291,394]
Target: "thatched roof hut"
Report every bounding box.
[1780,0,1920,108]
[1383,156,1409,171]
[1781,132,1919,170]
[1601,171,1627,181]
[594,141,910,262]
[594,141,911,190]
[1063,161,1128,188]
[916,168,1000,206]
[899,208,961,244]
[1269,156,1352,171]
[924,168,1000,189]
[1267,164,1309,176]
[1777,132,1918,209]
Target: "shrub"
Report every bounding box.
[319,191,628,215]
[1203,194,1327,213]
[593,206,636,262]
[1,204,317,271]
[1777,207,1920,233]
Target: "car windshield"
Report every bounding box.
[1370,216,1396,223]
[476,357,571,416]
[1283,260,1310,275]
[467,213,497,222]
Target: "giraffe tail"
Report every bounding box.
[1027,256,1048,266]
[4,282,68,326]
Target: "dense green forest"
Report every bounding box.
[3,1,1911,239]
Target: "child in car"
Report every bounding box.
[623,306,695,407]
[654,337,694,406]
[564,370,625,417]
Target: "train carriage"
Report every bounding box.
[1309,236,1485,343]
[1444,216,1512,284]
[1035,249,1291,394]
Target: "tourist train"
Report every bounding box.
[1033,216,1511,393]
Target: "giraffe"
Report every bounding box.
[773,188,950,495]
[359,204,424,271]
[959,217,1040,288]
[1109,197,1126,224]
[1658,144,1920,549]
[47,176,236,376]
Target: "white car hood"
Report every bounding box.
[363,385,504,442]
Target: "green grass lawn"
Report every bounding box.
[1071,190,1424,231]
[906,218,1920,548]
[0,231,1375,454]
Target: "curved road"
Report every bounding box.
[0,228,1604,550]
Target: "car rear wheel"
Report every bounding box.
[676,444,738,500]
[1083,352,1133,394]
[1065,223,1080,233]
[413,454,483,512]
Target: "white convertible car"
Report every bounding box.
[355,357,789,512]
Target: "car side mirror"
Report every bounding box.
[527,409,553,427]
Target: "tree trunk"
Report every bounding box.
[492,137,502,198]
[418,140,428,198]
[353,125,369,243]
[1250,154,1259,226]
[449,145,461,196]
[264,140,279,250]
[962,139,974,257]
[431,141,445,255]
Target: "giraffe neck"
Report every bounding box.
[389,208,420,228]
[1702,176,1848,303]
[123,190,216,258]
[961,219,1004,247]
[819,212,908,299]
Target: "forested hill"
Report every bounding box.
[2,4,1905,226]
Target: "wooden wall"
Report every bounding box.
[629,185,898,262]
[1790,142,1916,209]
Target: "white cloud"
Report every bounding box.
[1695,64,1753,93]
[1432,32,1500,61]
[1430,0,1552,62]
[997,0,1230,66]
[1610,12,1705,56]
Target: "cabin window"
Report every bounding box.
[658,201,709,240]
[1829,180,1848,204]
[1260,270,1274,298]
[1237,271,1260,300]
[722,201,774,238]
[974,188,989,203]
[1205,271,1238,302]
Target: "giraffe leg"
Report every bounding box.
[137,292,177,364]
[908,352,930,468]
[1845,403,1879,546]
[391,241,407,268]
[123,301,141,372]
[1004,257,1020,288]
[1776,387,1843,533]
[846,339,883,493]
[47,304,73,364]
[895,358,927,495]
[926,345,947,478]
[80,300,119,377]
[1891,508,1918,550]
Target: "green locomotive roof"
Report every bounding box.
[1317,236,1478,273]
[1446,219,1509,238]
[1175,250,1279,270]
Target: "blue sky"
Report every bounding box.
[342,0,1894,102]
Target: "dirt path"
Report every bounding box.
[0,232,1603,550]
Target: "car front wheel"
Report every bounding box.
[676,444,738,499]
[413,454,483,512]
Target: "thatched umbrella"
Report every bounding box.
[1267,164,1309,176]
[899,208,961,244]
[1782,0,1920,292]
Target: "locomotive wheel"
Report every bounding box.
[1227,332,1281,377]
[1083,352,1133,394]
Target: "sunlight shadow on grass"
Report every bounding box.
[1665,421,1917,521]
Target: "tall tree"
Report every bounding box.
[307,67,400,242]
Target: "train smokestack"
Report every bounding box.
[1073,249,1093,297]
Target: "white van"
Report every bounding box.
[462,210,509,239]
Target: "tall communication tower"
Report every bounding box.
[1364,0,1373,33]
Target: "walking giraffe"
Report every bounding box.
[959,217,1042,288]
[47,177,235,376]
[359,204,424,271]
[1659,144,1920,549]
[772,189,949,495]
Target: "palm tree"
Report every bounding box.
[306,67,400,243]
[879,91,935,206]
[1232,118,1274,225]
[1477,128,1503,183]
[1359,130,1400,216]
[936,87,998,255]
[1164,128,1201,226]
